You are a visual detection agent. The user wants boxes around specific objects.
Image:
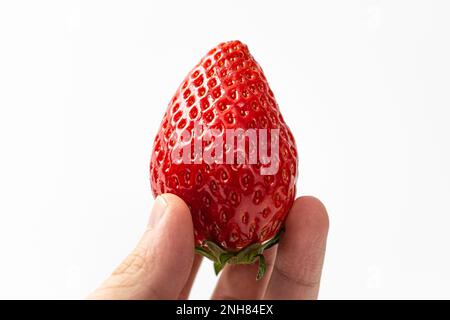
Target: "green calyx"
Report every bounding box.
[194,228,284,280]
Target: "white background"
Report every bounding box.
[0,0,449,299]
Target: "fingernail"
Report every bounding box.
[148,195,168,228]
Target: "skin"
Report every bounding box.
[88,193,329,300]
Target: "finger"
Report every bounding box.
[88,193,195,299]
[265,196,329,300]
[211,246,277,300]
[178,254,203,299]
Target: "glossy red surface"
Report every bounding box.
[150,40,297,251]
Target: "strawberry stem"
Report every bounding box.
[256,254,266,280]
[194,228,285,280]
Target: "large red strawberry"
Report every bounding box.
[150,41,298,279]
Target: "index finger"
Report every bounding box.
[264,196,329,299]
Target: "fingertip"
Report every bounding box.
[129,193,195,298]
[160,193,191,217]
[154,192,194,257]
[158,193,194,242]
[89,193,195,299]
[264,196,329,299]
[160,193,189,209]
[287,196,329,235]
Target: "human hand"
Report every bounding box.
[88,193,329,300]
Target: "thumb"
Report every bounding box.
[88,193,195,299]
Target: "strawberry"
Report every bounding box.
[150,41,298,279]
